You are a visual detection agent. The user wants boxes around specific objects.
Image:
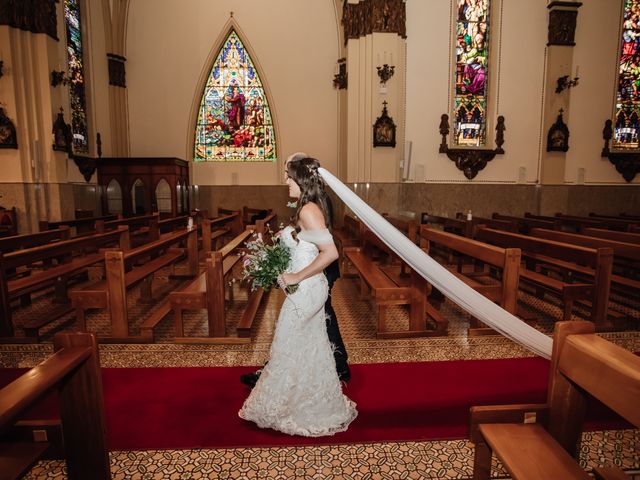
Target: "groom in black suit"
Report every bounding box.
[240,153,351,388]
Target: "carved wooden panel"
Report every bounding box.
[0,0,58,40]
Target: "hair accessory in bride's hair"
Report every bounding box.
[306,164,321,181]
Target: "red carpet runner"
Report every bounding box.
[0,357,628,450]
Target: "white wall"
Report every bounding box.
[126,0,340,186]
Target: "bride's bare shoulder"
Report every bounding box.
[298,203,326,230]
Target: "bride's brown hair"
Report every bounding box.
[286,157,331,231]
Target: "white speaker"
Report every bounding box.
[401,140,412,181]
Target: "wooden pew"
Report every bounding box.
[470,320,639,480]
[581,227,640,246]
[334,214,362,248]
[343,228,447,338]
[39,214,119,236]
[383,214,418,244]
[0,227,130,339]
[421,212,474,237]
[475,227,614,330]
[95,213,160,247]
[492,213,560,234]
[466,216,518,234]
[420,226,522,335]
[70,227,197,342]
[158,214,194,234]
[0,332,110,479]
[171,228,258,343]
[242,206,273,227]
[250,212,278,236]
[530,228,640,296]
[201,211,243,253]
[556,213,637,232]
[0,227,71,253]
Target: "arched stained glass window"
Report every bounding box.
[614,0,640,149]
[194,30,276,162]
[64,0,89,154]
[453,0,490,147]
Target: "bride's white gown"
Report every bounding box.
[239,226,357,437]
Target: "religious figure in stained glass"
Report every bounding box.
[453,0,490,147]
[194,30,276,161]
[64,0,89,154]
[614,0,640,149]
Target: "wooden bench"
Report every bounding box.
[0,227,71,254]
[530,228,640,298]
[492,213,559,234]
[171,228,258,343]
[158,214,194,234]
[96,213,160,247]
[470,320,639,480]
[201,211,243,252]
[556,213,637,232]
[70,227,198,342]
[242,206,274,227]
[464,215,518,234]
[581,227,640,245]
[334,214,362,248]
[525,212,629,233]
[39,214,119,236]
[420,226,522,335]
[476,227,614,330]
[0,332,110,479]
[249,212,278,236]
[0,227,130,339]
[344,228,446,338]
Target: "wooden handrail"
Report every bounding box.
[0,332,110,479]
[0,346,91,430]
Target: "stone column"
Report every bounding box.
[539,1,582,184]
[342,0,406,184]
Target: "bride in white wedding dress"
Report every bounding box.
[238,157,357,437]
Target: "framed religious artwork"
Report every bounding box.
[547,110,569,152]
[373,101,396,148]
[52,109,73,152]
[0,107,18,149]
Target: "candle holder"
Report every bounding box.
[376,64,395,85]
[51,70,70,87]
[555,75,579,93]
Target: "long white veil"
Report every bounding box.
[319,167,553,359]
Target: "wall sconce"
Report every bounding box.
[555,74,579,93]
[333,58,347,90]
[376,64,395,85]
[50,70,69,87]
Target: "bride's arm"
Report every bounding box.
[279,203,338,286]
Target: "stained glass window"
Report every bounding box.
[194,30,276,162]
[453,0,490,147]
[64,0,89,154]
[614,0,640,149]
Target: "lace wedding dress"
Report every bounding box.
[239,226,357,437]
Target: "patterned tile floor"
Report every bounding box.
[2,261,639,479]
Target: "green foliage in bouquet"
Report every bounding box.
[241,229,299,294]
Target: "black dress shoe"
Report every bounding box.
[240,370,262,388]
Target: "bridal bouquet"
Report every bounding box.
[241,229,299,294]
